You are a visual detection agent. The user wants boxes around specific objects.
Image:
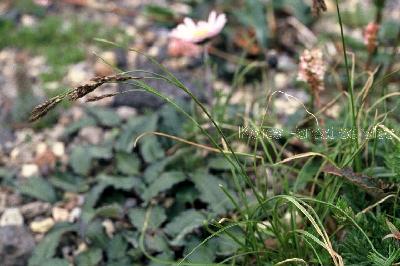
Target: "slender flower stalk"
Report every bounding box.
[335,0,360,170]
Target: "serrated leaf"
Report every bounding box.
[183,237,217,263]
[142,171,186,201]
[84,175,144,210]
[140,136,165,163]
[128,206,167,230]
[42,259,70,266]
[29,223,77,266]
[107,234,128,260]
[143,152,184,184]
[115,114,158,152]
[95,204,123,219]
[85,220,109,249]
[49,174,89,193]
[164,209,205,246]
[63,116,97,136]
[191,172,235,214]
[70,146,92,175]
[83,183,108,209]
[215,234,241,256]
[98,174,145,192]
[116,152,140,175]
[87,106,121,127]
[145,231,169,252]
[158,104,185,136]
[75,248,103,266]
[207,157,238,171]
[19,177,57,203]
[106,257,132,266]
[149,250,174,266]
[89,145,113,160]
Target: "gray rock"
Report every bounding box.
[0,226,35,266]
[112,52,205,110]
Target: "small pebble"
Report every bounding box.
[30,218,55,233]
[52,207,70,222]
[21,164,39,178]
[0,208,24,227]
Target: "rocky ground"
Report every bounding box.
[0,0,399,265]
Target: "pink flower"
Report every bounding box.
[170,11,227,43]
[363,22,380,53]
[298,48,326,92]
[167,38,202,57]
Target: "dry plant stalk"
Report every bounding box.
[85,93,120,102]
[312,0,327,16]
[30,74,141,122]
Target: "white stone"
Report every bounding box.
[52,207,70,222]
[0,208,24,226]
[116,106,137,120]
[51,142,65,157]
[21,164,39,178]
[69,207,81,223]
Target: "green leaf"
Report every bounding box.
[191,172,235,214]
[75,248,103,266]
[42,259,70,266]
[70,146,92,175]
[87,106,121,127]
[294,159,320,192]
[183,237,217,263]
[49,173,89,193]
[278,0,310,24]
[84,175,144,209]
[143,149,188,184]
[85,220,109,248]
[158,104,185,136]
[116,152,140,175]
[98,174,145,192]
[215,234,241,256]
[149,250,174,266]
[236,0,268,48]
[145,231,169,252]
[83,183,107,209]
[208,157,235,171]
[164,209,205,246]
[128,206,167,231]
[19,177,57,203]
[107,234,128,260]
[115,114,158,152]
[29,223,77,266]
[142,171,186,201]
[94,204,123,219]
[88,145,113,160]
[64,116,97,136]
[140,135,165,163]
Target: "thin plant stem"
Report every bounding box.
[335,0,360,170]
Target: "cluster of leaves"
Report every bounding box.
[15,104,244,265]
[337,213,400,265]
